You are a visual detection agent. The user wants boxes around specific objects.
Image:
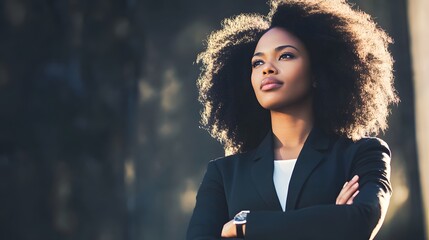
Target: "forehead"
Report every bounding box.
[254,27,305,52]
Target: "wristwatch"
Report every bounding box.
[233,210,250,238]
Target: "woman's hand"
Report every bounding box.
[221,219,237,238]
[336,175,360,205]
[221,220,246,238]
[221,175,359,238]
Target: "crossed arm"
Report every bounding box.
[221,175,360,238]
[187,138,392,240]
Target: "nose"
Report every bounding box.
[262,62,278,75]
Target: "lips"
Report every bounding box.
[260,77,284,91]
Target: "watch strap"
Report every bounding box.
[236,223,244,238]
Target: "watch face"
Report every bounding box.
[234,210,250,224]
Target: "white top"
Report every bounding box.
[273,159,297,211]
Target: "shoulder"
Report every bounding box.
[355,137,390,153]
[353,137,391,165]
[210,149,256,165]
[207,148,256,173]
[332,136,392,171]
[333,135,390,155]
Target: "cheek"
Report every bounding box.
[301,68,312,90]
[250,72,258,92]
[288,63,311,89]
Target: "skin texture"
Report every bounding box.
[251,27,312,113]
[220,27,359,238]
[251,27,314,161]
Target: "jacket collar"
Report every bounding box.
[251,127,331,210]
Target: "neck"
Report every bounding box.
[270,100,314,149]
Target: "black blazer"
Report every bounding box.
[187,127,392,240]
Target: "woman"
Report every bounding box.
[187,0,398,239]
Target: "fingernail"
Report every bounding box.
[353,175,359,181]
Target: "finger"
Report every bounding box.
[337,182,349,203]
[346,190,360,205]
[346,190,358,205]
[336,182,359,205]
[341,176,358,192]
[343,182,359,203]
[336,176,358,204]
[336,176,359,204]
[347,175,359,186]
[337,187,346,204]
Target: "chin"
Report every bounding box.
[258,95,312,111]
[259,100,289,111]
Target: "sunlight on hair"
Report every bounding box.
[196,0,398,153]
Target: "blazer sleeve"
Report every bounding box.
[245,138,392,240]
[187,160,229,240]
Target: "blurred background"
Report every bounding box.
[0,0,428,239]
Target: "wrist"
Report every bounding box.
[234,210,250,238]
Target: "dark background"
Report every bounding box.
[0,0,425,239]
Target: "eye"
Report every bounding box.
[279,53,295,60]
[251,60,264,68]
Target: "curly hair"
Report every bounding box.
[197,0,399,155]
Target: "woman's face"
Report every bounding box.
[251,27,312,111]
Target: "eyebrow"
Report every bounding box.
[253,45,300,57]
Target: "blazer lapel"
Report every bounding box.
[251,131,282,211]
[285,127,330,210]
[251,127,331,211]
